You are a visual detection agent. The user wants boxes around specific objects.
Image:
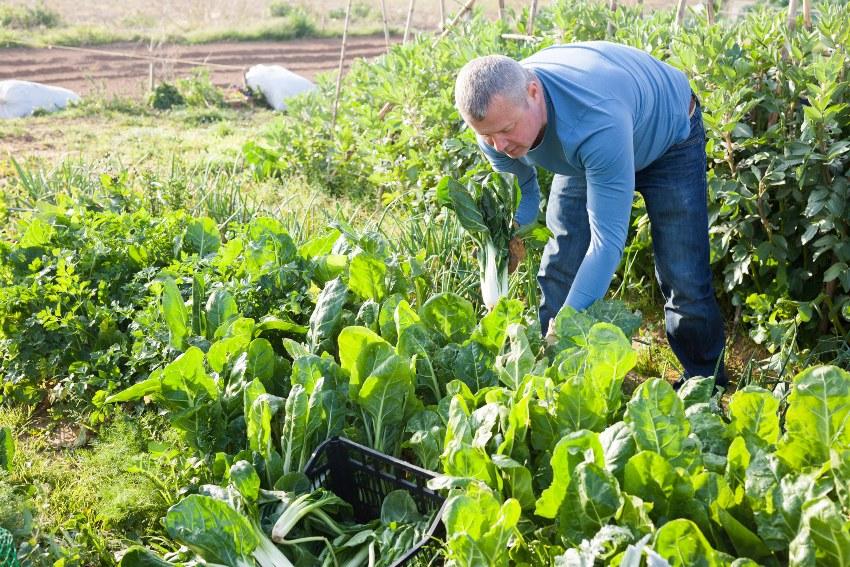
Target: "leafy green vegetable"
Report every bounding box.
[184,217,221,257]
[777,365,850,469]
[625,378,700,472]
[443,483,521,566]
[653,519,723,566]
[161,277,189,351]
[420,292,476,344]
[436,174,517,309]
[729,386,780,450]
[164,494,262,567]
[308,278,348,354]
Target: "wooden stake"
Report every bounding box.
[786,0,799,33]
[607,0,617,36]
[379,0,390,50]
[527,0,539,35]
[403,0,416,44]
[439,0,446,30]
[498,0,505,22]
[802,0,811,30]
[331,0,353,131]
[706,0,715,25]
[148,40,155,92]
[433,0,477,45]
[781,0,799,60]
[674,0,687,29]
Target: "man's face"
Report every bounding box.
[467,81,545,159]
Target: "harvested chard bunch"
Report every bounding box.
[436,173,517,309]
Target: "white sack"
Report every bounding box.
[0,80,80,119]
[244,64,315,111]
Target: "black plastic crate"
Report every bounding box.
[304,437,446,566]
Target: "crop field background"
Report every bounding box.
[0,0,848,565]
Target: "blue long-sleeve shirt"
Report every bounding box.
[478,41,692,310]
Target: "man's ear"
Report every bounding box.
[527,79,541,103]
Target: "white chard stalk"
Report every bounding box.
[481,240,508,309]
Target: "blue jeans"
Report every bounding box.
[538,102,727,385]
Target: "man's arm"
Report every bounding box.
[478,140,540,226]
[563,104,635,311]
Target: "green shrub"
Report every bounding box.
[148,82,184,110]
[176,69,225,108]
[288,6,315,37]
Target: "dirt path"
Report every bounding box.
[0,35,397,98]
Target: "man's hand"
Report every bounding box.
[545,318,557,346]
[508,236,526,274]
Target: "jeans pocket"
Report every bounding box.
[669,117,704,150]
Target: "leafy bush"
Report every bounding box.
[149,83,184,110]
[176,69,226,108]
[287,7,315,38]
[149,71,228,111]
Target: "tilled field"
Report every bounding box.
[0,34,397,97]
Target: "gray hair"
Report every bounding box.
[455,55,534,122]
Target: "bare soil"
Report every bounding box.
[0,35,397,98]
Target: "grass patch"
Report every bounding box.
[0,408,194,564]
[0,7,389,49]
[0,2,60,29]
[0,24,131,48]
[185,10,316,43]
[0,96,268,171]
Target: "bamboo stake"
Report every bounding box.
[782,0,798,60]
[433,0,477,45]
[527,0,539,35]
[379,0,390,50]
[439,0,446,30]
[331,0,353,131]
[607,0,617,36]
[786,0,799,32]
[403,0,415,44]
[674,0,687,29]
[147,39,155,92]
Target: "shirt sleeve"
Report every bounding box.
[563,102,635,311]
[478,139,541,226]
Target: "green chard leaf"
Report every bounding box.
[777,365,850,469]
